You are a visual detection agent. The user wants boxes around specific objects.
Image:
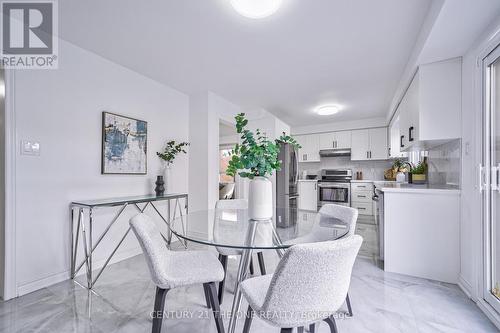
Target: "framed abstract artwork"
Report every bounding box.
[101,112,148,174]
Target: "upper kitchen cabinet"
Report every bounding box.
[319,131,351,150]
[296,134,320,162]
[389,113,407,158]
[398,57,461,150]
[351,128,388,160]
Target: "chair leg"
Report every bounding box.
[243,305,254,333]
[309,324,316,333]
[218,255,228,304]
[152,287,169,333]
[346,292,353,317]
[249,257,255,275]
[203,285,211,309]
[323,316,338,333]
[280,328,293,333]
[205,282,225,333]
[257,252,266,275]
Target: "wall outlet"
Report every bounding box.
[21,140,40,156]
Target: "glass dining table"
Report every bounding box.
[168,208,350,333]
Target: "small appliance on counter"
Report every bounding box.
[355,171,363,180]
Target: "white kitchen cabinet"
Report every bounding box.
[384,190,460,283]
[335,131,351,149]
[351,128,388,161]
[351,129,370,160]
[319,132,336,150]
[296,134,320,162]
[398,58,461,150]
[389,114,408,158]
[369,128,388,160]
[319,131,351,150]
[298,180,318,211]
[351,182,374,215]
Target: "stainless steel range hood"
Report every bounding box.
[319,149,351,157]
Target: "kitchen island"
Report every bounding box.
[376,182,460,284]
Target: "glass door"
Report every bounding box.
[484,45,500,312]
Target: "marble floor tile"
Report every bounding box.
[0,246,498,333]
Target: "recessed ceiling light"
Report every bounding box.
[230,0,283,19]
[315,105,340,115]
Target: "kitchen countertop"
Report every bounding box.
[351,179,397,183]
[298,179,318,182]
[374,182,460,194]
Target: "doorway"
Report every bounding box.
[483,44,500,313]
[219,120,237,200]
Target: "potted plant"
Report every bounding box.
[392,159,411,183]
[156,140,189,193]
[226,113,300,220]
[410,160,427,184]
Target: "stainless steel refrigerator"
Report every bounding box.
[276,143,299,228]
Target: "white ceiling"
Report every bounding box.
[59,0,432,126]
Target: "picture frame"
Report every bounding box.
[101,111,148,175]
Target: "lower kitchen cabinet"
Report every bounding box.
[351,182,374,215]
[383,189,460,283]
[298,180,318,211]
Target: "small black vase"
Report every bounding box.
[155,176,165,196]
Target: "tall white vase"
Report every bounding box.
[248,176,273,221]
[163,163,171,193]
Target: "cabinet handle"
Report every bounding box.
[409,126,414,142]
[358,185,366,188]
[332,141,335,148]
[366,151,369,158]
[303,154,307,161]
[358,207,366,210]
[369,151,372,159]
[400,135,405,148]
[315,183,317,190]
[357,195,366,198]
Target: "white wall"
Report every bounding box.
[0,69,4,299]
[460,17,500,295]
[460,15,500,327]
[10,39,189,296]
[291,117,386,135]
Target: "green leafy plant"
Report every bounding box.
[156,140,189,165]
[226,113,301,179]
[411,161,427,175]
[392,158,411,172]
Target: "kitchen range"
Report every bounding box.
[317,169,352,208]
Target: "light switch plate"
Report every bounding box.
[21,140,40,156]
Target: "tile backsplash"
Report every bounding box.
[298,138,461,185]
[298,157,393,180]
[425,139,461,186]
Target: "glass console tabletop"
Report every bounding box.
[169,208,350,250]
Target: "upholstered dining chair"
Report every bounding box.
[290,204,358,317]
[240,235,363,333]
[215,199,267,304]
[130,214,225,333]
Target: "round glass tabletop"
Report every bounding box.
[169,208,350,250]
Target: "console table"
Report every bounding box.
[70,193,188,290]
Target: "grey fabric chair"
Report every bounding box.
[215,199,267,304]
[290,204,358,317]
[319,204,358,318]
[130,214,225,333]
[240,235,363,333]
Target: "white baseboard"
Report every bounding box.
[458,275,475,300]
[17,246,143,297]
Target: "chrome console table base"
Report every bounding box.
[70,194,188,290]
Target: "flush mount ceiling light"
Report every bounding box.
[315,105,340,116]
[230,0,283,19]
